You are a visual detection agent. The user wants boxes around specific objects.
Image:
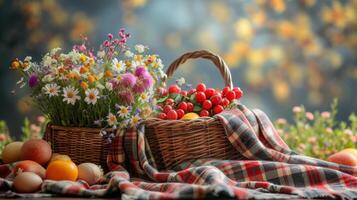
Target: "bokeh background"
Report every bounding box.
[0,0,356,138]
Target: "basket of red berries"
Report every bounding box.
[142,50,244,170]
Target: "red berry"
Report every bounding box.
[221,98,230,107]
[167,110,178,120]
[210,95,222,105]
[202,100,212,110]
[188,89,196,95]
[163,105,172,114]
[165,98,174,105]
[180,91,188,96]
[204,88,215,98]
[176,109,185,119]
[158,113,167,120]
[226,91,236,101]
[187,102,194,112]
[213,105,224,114]
[196,83,206,92]
[233,87,243,99]
[168,84,181,94]
[199,109,210,117]
[178,102,188,111]
[222,86,230,96]
[195,92,206,103]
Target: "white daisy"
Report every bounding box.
[106,113,117,126]
[124,50,134,57]
[118,106,131,118]
[43,83,60,97]
[112,58,125,73]
[62,86,80,105]
[84,88,100,105]
[105,82,113,91]
[130,114,141,126]
[135,44,145,53]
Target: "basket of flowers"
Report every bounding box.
[142,50,245,170]
[11,29,166,170]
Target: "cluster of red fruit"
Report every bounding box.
[156,83,243,120]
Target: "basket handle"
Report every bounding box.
[165,50,233,89]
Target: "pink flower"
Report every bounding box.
[108,33,113,40]
[325,128,333,133]
[120,73,137,87]
[276,118,287,125]
[133,74,154,93]
[118,90,134,104]
[321,111,331,118]
[37,116,46,123]
[308,136,317,144]
[344,129,353,136]
[305,112,314,120]
[135,66,149,77]
[0,134,6,141]
[292,106,302,113]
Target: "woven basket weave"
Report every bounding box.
[44,125,114,171]
[143,50,242,170]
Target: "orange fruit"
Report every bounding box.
[341,148,357,159]
[181,112,200,120]
[327,151,357,167]
[46,160,78,181]
[50,153,72,163]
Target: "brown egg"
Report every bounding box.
[2,142,24,164]
[20,139,52,166]
[13,172,43,193]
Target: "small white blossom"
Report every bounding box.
[105,82,113,91]
[135,44,145,53]
[42,74,54,82]
[50,47,61,56]
[176,77,185,86]
[62,86,80,105]
[97,50,105,59]
[124,50,134,58]
[130,114,141,126]
[84,88,100,105]
[24,56,32,62]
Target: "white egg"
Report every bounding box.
[13,172,43,193]
[77,163,103,185]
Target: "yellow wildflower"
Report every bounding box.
[80,81,88,90]
[10,60,20,70]
[88,75,96,83]
[104,70,113,78]
[80,54,87,62]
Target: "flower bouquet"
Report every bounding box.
[11,29,166,168]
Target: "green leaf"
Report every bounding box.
[193,105,202,112]
[157,96,168,103]
[174,94,182,103]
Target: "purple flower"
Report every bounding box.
[135,66,149,77]
[28,75,39,87]
[120,73,137,87]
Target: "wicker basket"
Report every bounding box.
[143,50,243,170]
[44,125,114,172]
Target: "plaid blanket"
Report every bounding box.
[1,104,357,199]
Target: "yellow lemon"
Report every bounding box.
[181,112,200,120]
